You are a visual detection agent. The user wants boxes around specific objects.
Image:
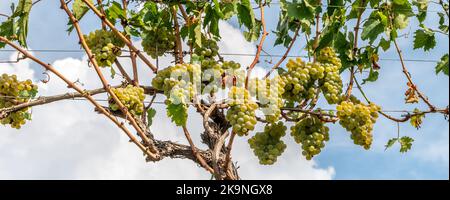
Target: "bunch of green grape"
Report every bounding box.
[291,115,330,160]
[248,122,287,165]
[226,86,258,136]
[317,48,343,104]
[248,76,285,123]
[193,36,220,60]
[0,74,38,129]
[336,98,381,149]
[109,85,146,116]
[200,60,242,94]
[221,61,241,70]
[141,26,175,59]
[84,29,125,67]
[281,58,323,102]
[152,63,201,105]
[319,63,343,104]
[317,47,342,69]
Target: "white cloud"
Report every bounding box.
[0,22,335,180]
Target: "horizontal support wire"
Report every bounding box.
[0,94,443,114]
[0,49,441,63]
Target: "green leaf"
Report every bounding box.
[316,29,334,53]
[110,67,116,79]
[72,0,91,19]
[237,0,257,41]
[286,0,315,21]
[361,18,385,44]
[277,67,287,75]
[0,18,15,48]
[413,29,436,51]
[399,136,414,153]
[362,68,379,84]
[105,2,127,22]
[14,0,32,47]
[378,37,391,51]
[212,0,225,18]
[436,54,449,76]
[167,103,188,126]
[193,23,202,47]
[146,108,157,127]
[393,0,408,5]
[243,20,261,42]
[67,0,93,33]
[222,2,237,20]
[237,0,255,28]
[385,138,398,150]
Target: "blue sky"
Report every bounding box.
[0,1,448,180]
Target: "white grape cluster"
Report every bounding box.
[0,74,38,129]
[201,61,243,94]
[291,114,330,160]
[317,47,343,104]
[248,76,285,123]
[336,97,381,149]
[281,58,322,102]
[281,47,343,104]
[248,122,287,165]
[226,86,258,136]
[194,36,220,60]
[152,63,201,105]
[141,26,175,58]
[110,85,146,116]
[84,29,125,67]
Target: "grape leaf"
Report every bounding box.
[146,108,157,127]
[361,18,385,44]
[410,108,425,129]
[237,0,257,41]
[436,54,449,76]
[0,18,15,48]
[286,0,315,21]
[68,0,92,33]
[110,67,116,79]
[399,136,414,153]
[167,103,188,127]
[385,138,398,150]
[362,68,379,84]
[378,37,391,51]
[73,0,91,19]
[393,0,407,5]
[413,29,436,51]
[13,0,32,47]
[244,20,261,42]
[105,1,127,23]
[193,23,202,47]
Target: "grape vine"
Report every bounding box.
[0,0,448,180]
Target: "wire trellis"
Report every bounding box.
[0,49,442,63]
[0,94,444,114]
